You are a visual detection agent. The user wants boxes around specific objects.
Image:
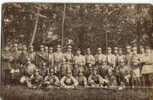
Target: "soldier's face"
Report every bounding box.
[140,48,144,53]
[67,48,72,52]
[119,50,122,55]
[40,47,44,52]
[57,48,61,52]
[87,50,91,54]
[93,70,97,75]
[120,62,125,66]
[108,50,111,54]
[13,46,18,51]
[133,50,137,54]
[79,72,83,76]
[114,50,118,54]
[98,50,102,54]
[29,48,34,52]
[126,49,131,53]
[49,49,53,53]
[77,50,81,55]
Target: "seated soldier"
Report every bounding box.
[39,62,48,78]
[130,58,141,88]
[88,68,106,87]
[60,70,78,88]
[76,70,88,87]
[105,69,118,88]
[116,59,131,87]
[85,63,93,77]
[98,59,110,79]
[43,69,60,88]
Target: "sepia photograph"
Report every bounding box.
[0,3,153,100]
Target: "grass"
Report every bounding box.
[0,85,152,100]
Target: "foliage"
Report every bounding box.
[2,3,153,51]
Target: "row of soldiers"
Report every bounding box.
[2,43,153,89]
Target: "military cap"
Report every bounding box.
[13,43,18,47]
[40,45,44,48]
[44,46,48,50]
[126,45,131,49]
[29,45,33,48]
[49,47,53,50]
[132,47,137,50]
[107,47,111,50]
[57,45,61,48]
[114,47,118,50]
[67,45,72,49]
[97,48,102,51]
[50,68,54,73]
[42,62,47,66]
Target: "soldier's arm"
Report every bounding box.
[71,76,78,87]
[55,76,60,85]
[60,76,66,87]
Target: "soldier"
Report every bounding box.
[36,45,46,67]
[62,45,74,75]
[39,62,48,78]
[141,46,153,87]
[2,46,13,85]
[28,45,36,64]
[105,69,118,88]
[113,47,119,67]
[85,48,95,66]
[18,45,29,66]
[88,68,106,87]
[125,45,133,66]
[44,46,49,58]
[43,69,60,88]
[94,48,106,66]
[116,59,131,86]
[48,47,54,68]
[73,48,86,77]
[118,48,125,66]
[76,70,88,87]
[106,47,115,68]
[60,70,78,88]
[130,57,141,87]
[53,45,64,77]
[98,59,110,79]
[11,43,20,69]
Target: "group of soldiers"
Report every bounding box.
[2,43,153,89]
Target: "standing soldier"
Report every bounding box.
[53,45,64,78]
[63,45,73,71]
[113,47,119,68]
[73,48,86,77]
[118,48,125,65]
[106,47,115,68]
[125,45,133,67]
[94,48,106,66]
[44,46,49,58]
[2,46,13,85]
[28,45,36,64]
[85,48,95,66]
[48,47,54,69]
[141,46,153,87]
[36,45,46,67]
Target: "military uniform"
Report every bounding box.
[2,47,13,84]
[43,69,60,88]
[53,45,64,76]
[28,45,36,64]
[141,47,153,87]
[48,47,54,68]
[88,68,105,87]
[60,71,78,88]
[73,50,86,77]
[85,48,95,65]
[94,48,106,65]
[76,71,87,87]
[125,46,133,66]
[106,47,115,68]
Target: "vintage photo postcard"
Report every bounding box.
[0,3,153,100]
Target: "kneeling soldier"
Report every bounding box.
[43,69,60,88]
[76,71,88,87]
[88,68,106,87]
[60,70,78,88]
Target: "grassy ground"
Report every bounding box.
[0,85,152,100]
